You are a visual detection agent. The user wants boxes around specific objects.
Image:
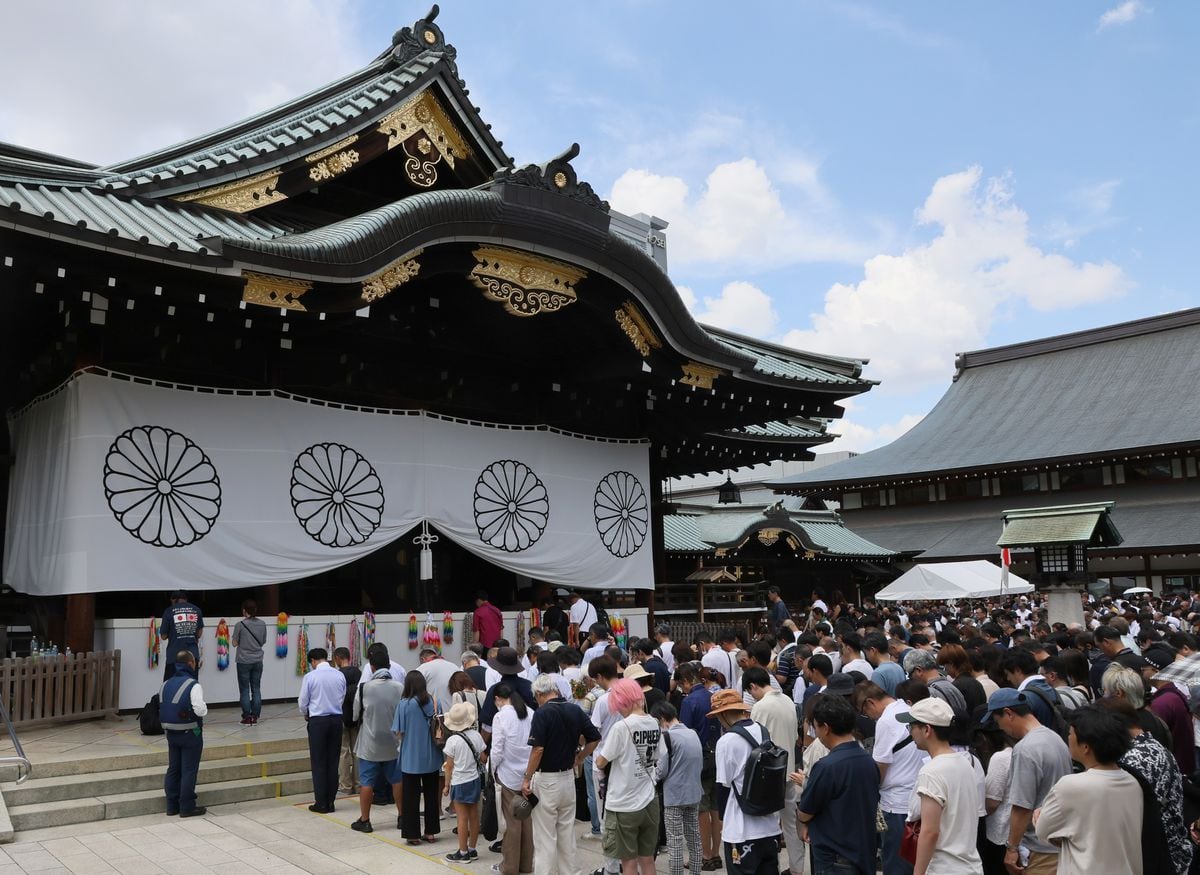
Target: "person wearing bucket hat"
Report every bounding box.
[442,701,487,863]
[895,698,983,873]
[706,689,781,874]
[480,647,535,734]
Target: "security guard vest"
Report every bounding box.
[160,668,203,731]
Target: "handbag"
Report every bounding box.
[480,770,498,841]
[899,820,921,865]
[429,699,448,748]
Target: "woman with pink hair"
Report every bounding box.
[595,678,665,875]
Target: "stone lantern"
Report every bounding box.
[996,501,1122,627]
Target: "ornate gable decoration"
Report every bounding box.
[469,246,587,317]
[380,4,458,70]
[242,272,312,311]
[494,143,610,213]
[614,301,662,357]
[376,90,471,189]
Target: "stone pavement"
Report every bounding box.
[0,703,310,769]
[0,792,652,874]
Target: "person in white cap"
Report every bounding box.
[897,698,983,875]
[442,700,487,864]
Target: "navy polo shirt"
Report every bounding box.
[798,740,880,873]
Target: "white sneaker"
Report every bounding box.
[580,830,601,841]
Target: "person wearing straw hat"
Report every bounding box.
[443,700,487,863]
[707,689,780,874]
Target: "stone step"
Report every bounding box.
[8,771,314,832]
[0,736,309,782]
[2,749,310,806]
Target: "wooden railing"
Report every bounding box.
[0,651,121,728]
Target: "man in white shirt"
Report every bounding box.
[708,689,781,874]
[744,668,802,875]
[700,630,741,689]
[856,681,928,875]
[582,624,614,670]
[654,624,676,673]
[839,633,874,679]
[357,642,405,686]
[569,590,599,646]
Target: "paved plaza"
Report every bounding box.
[0,705,668,874]
[0,792,625,875]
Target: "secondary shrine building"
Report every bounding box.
[770,308,1200,596]
[0,7,875,658]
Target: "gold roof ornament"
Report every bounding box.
[241,272,313,311]
[468,246,586,317]
[174,169,285,213]
[376,90,471,189]
[614,301,662,357]
[361,250,423,303]
[680,361,723,390]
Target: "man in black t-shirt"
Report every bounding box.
[161,590,203,680]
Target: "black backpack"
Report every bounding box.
[730,723,787,816]
[593,601,610,634]
[139,694,164,735]
[1023,684,1071,743]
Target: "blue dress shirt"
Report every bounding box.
[299,661,347,717]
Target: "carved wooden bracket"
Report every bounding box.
[361,250,423,302]
[377,90,471,189]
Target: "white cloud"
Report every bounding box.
[675,284,699,312]
[608,159,873,269]
[0,2,366,165]
[780,166,1130,392]
[1098,1,1147,30]
[693,281,780,337]
[823,413,926,454]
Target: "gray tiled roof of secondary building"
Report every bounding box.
[769,308,1200,491]
[838,483,1200,558]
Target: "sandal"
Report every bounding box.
[406,839,422,846]
[423,835,438,843]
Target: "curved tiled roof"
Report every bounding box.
[663,507,895,557]
[770,308,1200,491]
[707,327,871,387]
[0,180,289,258]
[102,57,442,193]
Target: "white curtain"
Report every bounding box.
[4,372,654,595]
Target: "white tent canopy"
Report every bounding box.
[874,560,1034,602]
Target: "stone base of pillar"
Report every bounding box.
[1045,586,1086,628]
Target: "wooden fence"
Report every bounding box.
[0,651,122,728]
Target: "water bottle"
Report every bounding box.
[65,646,73,659]
[49,642,58,657]
[30,636,39,658]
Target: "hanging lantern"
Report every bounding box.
[413,520,439,580]
[717,473,742,504]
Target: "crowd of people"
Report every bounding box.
[158,585,1200,874]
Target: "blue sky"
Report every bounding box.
[3,1,1196,452]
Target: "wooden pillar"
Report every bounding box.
[65,593,95,654]
[256,583,280,617]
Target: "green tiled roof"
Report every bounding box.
[719,420,826,441]
[663,515,712,553]
[664,507,896,558]
[801,521,897,557]
[997,502,1123,547]
[704,328,871,388]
